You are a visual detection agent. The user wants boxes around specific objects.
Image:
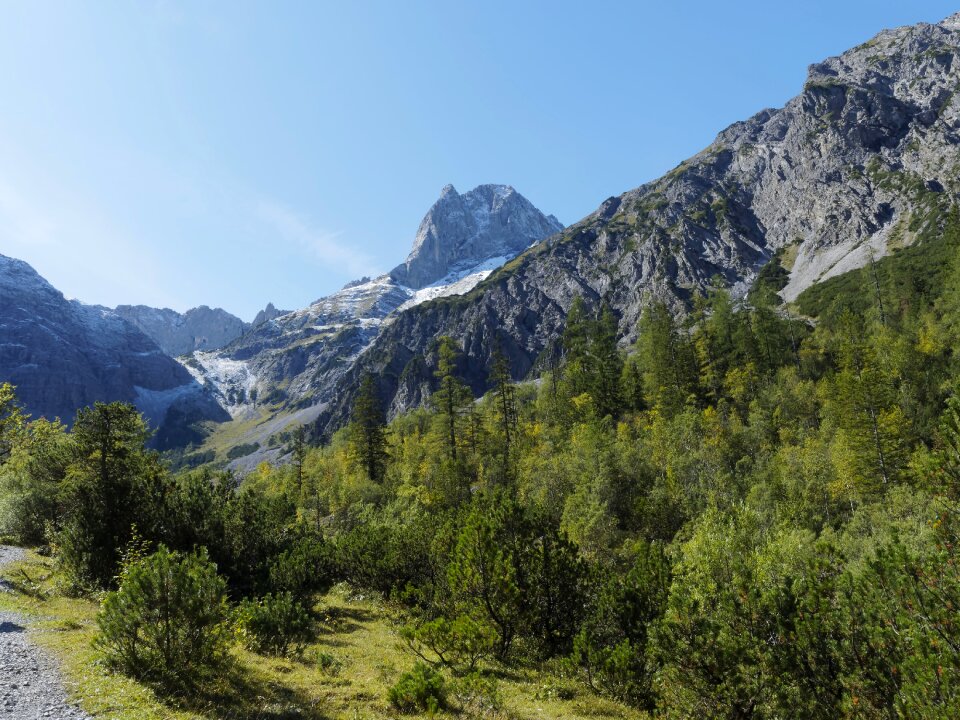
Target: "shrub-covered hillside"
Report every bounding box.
[3,221,960,717]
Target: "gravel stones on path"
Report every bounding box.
[0,546,92,719]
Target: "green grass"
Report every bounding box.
[0,550,647,720]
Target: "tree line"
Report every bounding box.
[2,235,960,716]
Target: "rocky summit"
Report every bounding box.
[113,304,248,357]
[389,184,563,289]
[311,13,960,436]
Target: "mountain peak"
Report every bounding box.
[389,184,563,289]
[0,253,65,305]
[252,302,289,328]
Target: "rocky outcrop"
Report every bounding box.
[251,303,290,328]
[0,255,227,446]
[113,304,248,357]
[389,184,563,289]
[311,13,960,437]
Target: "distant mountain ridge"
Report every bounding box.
[0,254,226,445]
[113,304,248,357]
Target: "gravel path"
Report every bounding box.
[0,546,91,719]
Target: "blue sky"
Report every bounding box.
[0,1,956,320]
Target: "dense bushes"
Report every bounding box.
[234,591,313,656]
[446,491,587,660]
[97,546,230,688]
[571,540,670,708]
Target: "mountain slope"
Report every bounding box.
[312,13,960,437]
[186,184,562,464]
[113,304,248,357]
[0,254,227,445]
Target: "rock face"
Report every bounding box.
[251,303,289,328]
[113,304,248,357]
[310,13,960,436]
[390,184,563,289]
[185,185,563,458]
[0,255,227,446]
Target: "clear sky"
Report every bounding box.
[0,1,956,320]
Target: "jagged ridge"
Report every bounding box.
[312,13,960,438]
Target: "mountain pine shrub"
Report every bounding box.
[96,545,229,690]
[234,591,313,656]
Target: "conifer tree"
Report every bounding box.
[562,296,593,398]
[592,303,625,419]
[60,402,164,588]
[490,344,518,480]
[290,425,307,497]
[350,374,388,484]
[0,382,26,464]
[636,302,696,414]
[829,313,907,494]
[431,337,472,465]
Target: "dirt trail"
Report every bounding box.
[0,546,91,719]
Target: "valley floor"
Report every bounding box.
[0,549,645,720]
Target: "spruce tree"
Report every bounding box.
[0,382,25,464]
[290,425,307,497]
[490,343,518,481]
[592,303,625,419]
[60,402,164,588]
[350,374,388,484]
[830,313,907,494]
[636,302,696,414]
[562,296,593,398]
[431,337,472,465]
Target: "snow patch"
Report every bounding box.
[396,255,508,312]
[187,352,259,418]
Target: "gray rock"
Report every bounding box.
[184,185,563,458]
[390,184,563,289]
[0,254,228,447]
[251,302,290,328]
[113,304,248,357]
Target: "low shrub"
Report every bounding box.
[452,671,502,717]
[388,662,448,713]
[314,650,343,675]
[235,591,313,656]
[401,614,496,672]
[96,546,230,689]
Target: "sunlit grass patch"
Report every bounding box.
[0,554,644,719]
